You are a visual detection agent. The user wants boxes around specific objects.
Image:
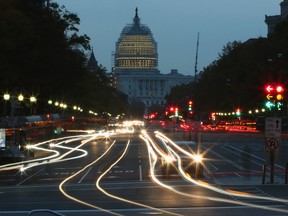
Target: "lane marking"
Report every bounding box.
[227,145,285,169]
[209,149,244,170]
[78,167,92,184]
[234,172,242,177]
[139,165,142,181]
[16,168,44,186]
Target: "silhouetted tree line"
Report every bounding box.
[167,20,288,117]
[0,0,128,115]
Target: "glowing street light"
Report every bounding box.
[18,94,24,101]
[3,93,10,101]
[30,96,37,103]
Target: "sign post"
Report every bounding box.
[265,117,281,183]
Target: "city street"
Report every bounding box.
[0,128,288,216]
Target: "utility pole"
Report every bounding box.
[194,32,200,82]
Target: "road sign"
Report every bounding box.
[265,137,280,151]
[265,117,282,138]
[0,129,5,148]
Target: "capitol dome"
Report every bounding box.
[114,8,158,71]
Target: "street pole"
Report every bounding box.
[270,151,274,183]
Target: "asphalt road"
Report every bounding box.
[0,130,288,216]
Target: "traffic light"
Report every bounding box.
[236,108,241,116]
[265,101,275,109]
[188,100,193,111]
[175,107,179,117]
[264,83,284,110]
[187,100,193,115]
[265,84,274,93]
[211,112,216,121]
[276,84,284,101]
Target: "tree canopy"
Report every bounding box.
[166,20,288,117]
[0,0,128,116]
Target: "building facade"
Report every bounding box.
[265,0,288,34]
[113,8,193,107]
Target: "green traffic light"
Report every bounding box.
[265,101,275,109]
[276,102,283,109]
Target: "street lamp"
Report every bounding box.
[3,94,10,101]
[18,94,24,102]
[30,96,37,103]
[2,92,38,116]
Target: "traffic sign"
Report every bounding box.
[265,137,280,151]
[0,129,5,148]
[265,117,282,138]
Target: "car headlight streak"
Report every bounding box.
[0,131,105,172]
[59,137,180,216]
[1,128,288,214]
[140,130,288,214]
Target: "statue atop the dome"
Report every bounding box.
[133,7,140,26]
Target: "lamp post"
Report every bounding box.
[30,96,37,115]
[2,93,37,116]
[3,93,10,116]
[17,94,24,116]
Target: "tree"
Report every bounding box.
[0,0,129,116]
[0,0,90,98]
[166,19,288,118]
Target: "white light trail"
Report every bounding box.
[140,130,288,214]
[59,140,120,216]
[0,132,107,172]
[95,140,181,216]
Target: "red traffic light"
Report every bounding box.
[265,85,274,93]
[265,84,284,93]
[276,85,284,93]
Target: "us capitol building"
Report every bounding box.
[112,8,193,107]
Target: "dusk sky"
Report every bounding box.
[56,0,281,76]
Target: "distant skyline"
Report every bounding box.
[56,0,281,75]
